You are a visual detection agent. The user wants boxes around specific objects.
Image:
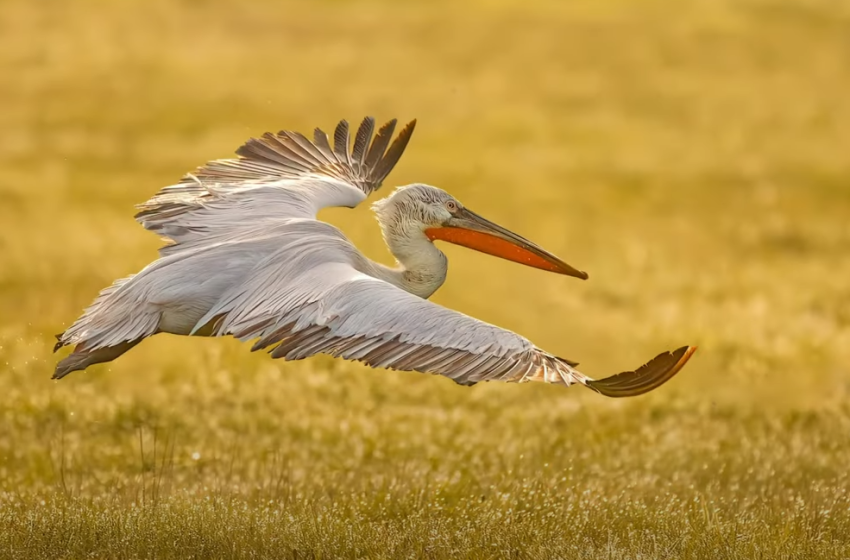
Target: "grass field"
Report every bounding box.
[2,0,850,557]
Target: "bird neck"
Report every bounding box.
[378,228,447,299]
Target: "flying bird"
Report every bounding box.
[54,117,695,396]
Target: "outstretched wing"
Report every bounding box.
[134,117,415,255]
[193,236,695,397]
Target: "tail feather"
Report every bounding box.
[55,274,159,352]
[54,274,160,377]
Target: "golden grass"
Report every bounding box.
[2,0,850,557]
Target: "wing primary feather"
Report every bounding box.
[236,137,304,169]
[585,346,696,397]
[274,133,323,167]
[283,131,332,166]
[237,135,312,171]
[256,133,316,169]
[351,117,376,168]
[363,119,397,175]
[312,128,336,163]
[333,119,351,165]
[372,119,416,186]
[254,133,312,167]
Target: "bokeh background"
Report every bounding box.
[2,0,850,557]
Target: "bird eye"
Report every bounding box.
[445,200,458,212]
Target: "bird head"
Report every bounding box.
[372,184,588,279]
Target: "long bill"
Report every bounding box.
[424,207,589,279]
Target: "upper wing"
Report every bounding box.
[134,117,415,255]
[193,234,695,397]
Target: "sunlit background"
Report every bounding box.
[2,0,850,557]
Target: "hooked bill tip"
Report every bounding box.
[559,266,589,280]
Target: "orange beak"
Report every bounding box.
[425,207,588,280]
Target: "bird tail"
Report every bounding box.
[53,274,160,379]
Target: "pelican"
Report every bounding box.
[54,117,695,396]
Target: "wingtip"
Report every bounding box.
[51,364,71,380]
[358,116,376,138]
[672,345,697,376]
[402,119,417,138]
[586,344,697,398]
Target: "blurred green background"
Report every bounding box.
[2,0,850,557]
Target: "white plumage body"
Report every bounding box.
[54,117,695,397]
